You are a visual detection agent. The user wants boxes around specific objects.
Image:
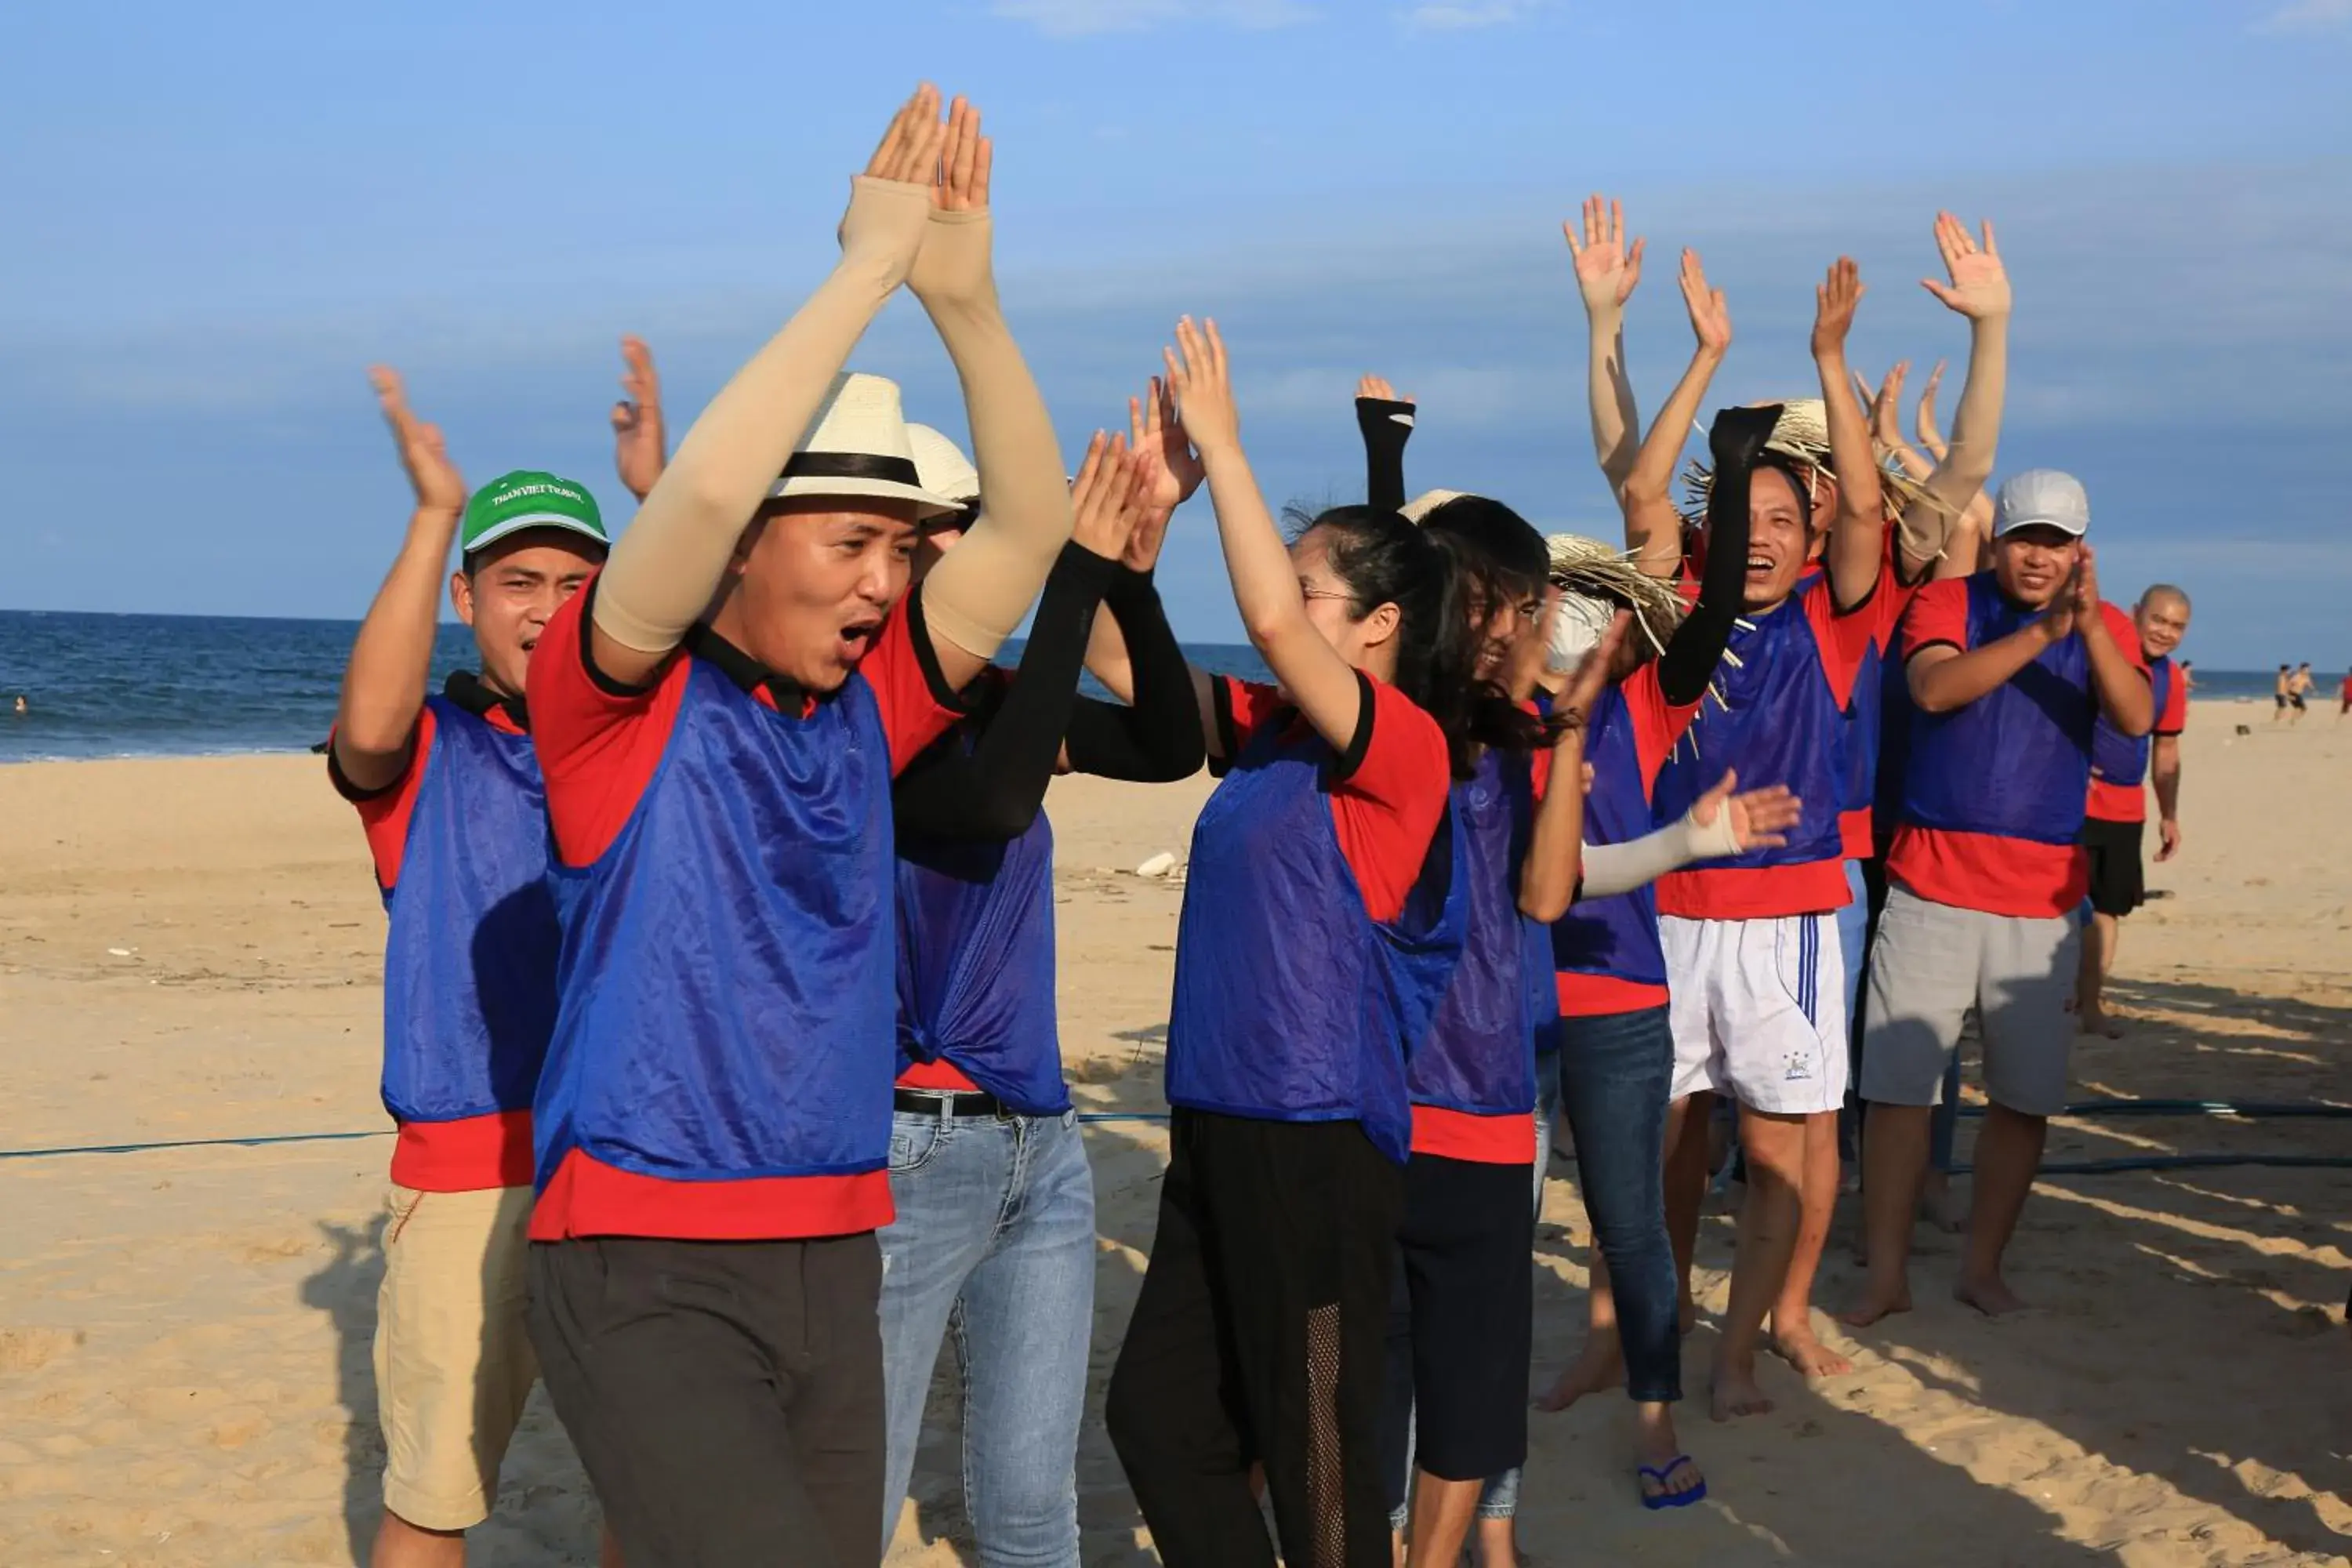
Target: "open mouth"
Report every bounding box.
[835,619,882,665]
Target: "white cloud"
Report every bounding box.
[990,0,1316,36]
[1402,0,1540,30]
[2256,0,2351,31]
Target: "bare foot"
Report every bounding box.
[1838,1283,1913,1329]
[1768,1323,1854,1378]
[1534,1333,1624,1413]
[2076,1005,2125,1040]
[1955,1272,2030,1316]
[1919,1174,1969,1234]
[1710,1356,1774,1421]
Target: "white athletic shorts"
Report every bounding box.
[1660,912,1849,1116]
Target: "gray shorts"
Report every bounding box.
[1859,885,2082,1118]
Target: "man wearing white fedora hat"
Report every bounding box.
[518,88,1077,1566]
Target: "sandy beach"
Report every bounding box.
[1,697,2347,1566]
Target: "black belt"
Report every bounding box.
[894,1087,1012,1120]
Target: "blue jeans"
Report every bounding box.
[878,1105,1095,1568]
[1550,1006,1681,1404]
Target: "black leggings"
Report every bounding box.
[1107,1109,1403,1568]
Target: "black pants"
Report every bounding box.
[1107,1109,1403,1568]
[2082,816,2147,917]
[526,1234,886,1568]
[1380,1152,1534,1506]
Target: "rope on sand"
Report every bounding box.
[4,1105,2342,1167]
[0,1115,1179,1162]
[1962,1098,2352,1120]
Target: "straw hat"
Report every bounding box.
[906,423,982,506]
[768,374,963,519]
[1678,398,1935,530]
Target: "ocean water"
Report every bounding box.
[0,609,1276,763]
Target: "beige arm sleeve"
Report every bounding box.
[908,210,1073,659]
[593,178,933,655]
[1577,807,1744,899]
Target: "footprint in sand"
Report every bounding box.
[0,1326,85,1372]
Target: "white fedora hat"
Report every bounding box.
[905,422,982,506]
[768,373,962,519]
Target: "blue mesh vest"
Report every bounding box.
[532,657,898,1192]
[894,797,1068,1116]
[1653,586,1851,887]
[1548,684,1667,990]
[1902,572,2097,846]
[2090,655,2172,792]
[1165,713,1467,1164]
[379,695,559,1128]
[1408,750,1541,1117]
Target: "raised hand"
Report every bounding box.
[1869,361,1911,452]
[1915,358,1950,454]
[369,366,466,516]
[1069,431,1145,561]
[1564,194,1646,315]
[863,84,947,184]
[611,336,666,502]
[1921,213,2010,321]
[2039,557,2085,642]
[1679,249,1730,354]
[1164,317,1240,457]
[1357,373,1410,405]
[1125,376,1200,570]
[932,93,991,212]
[1690,769,1801,851]
[2071,541,2103,618]
[1812,257,1865,361]
[841,85,947,281]
[907,95,998,310]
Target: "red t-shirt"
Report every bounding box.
[1654,574,1880,920]
[2086,656,2187,824]
[1214,673,1452,924]
[525,578,962,1242]
[1841,556,1925,860]
[1888,588,2145,918]
[333,703,539,1191]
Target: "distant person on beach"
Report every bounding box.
[328,369,614,1568]
[1849,470,2153,1326]
[2274,664,2292,721]
[2179,659,2195,696]
[2339,666,2351,719]
[2290,662,2314,723]
[521,89,1079,1565]
[11,695,23,716]
[2077,585,2190,1038]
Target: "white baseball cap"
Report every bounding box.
[1992,469,2090,539]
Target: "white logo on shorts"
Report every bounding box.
[1784,1052,1813,1083]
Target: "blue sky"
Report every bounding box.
[3,0,2348,666]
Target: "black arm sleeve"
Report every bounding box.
[1357,397,1415,513]
[1062,565,1208,782]
[1653,439,1755,710]
[892,542,1117,841]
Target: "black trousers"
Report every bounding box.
[1380,1151,1534,1505]
[1107,1109,1403,1568]
[526,1234,885,1568]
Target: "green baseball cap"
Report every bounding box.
[461,470,609,556]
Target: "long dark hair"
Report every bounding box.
[1283,503,1553,776]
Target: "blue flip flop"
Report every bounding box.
[1638,1454,1707,1511]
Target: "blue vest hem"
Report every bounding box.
[1164,1094,1367,1128]
[575,1144,890,1182]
